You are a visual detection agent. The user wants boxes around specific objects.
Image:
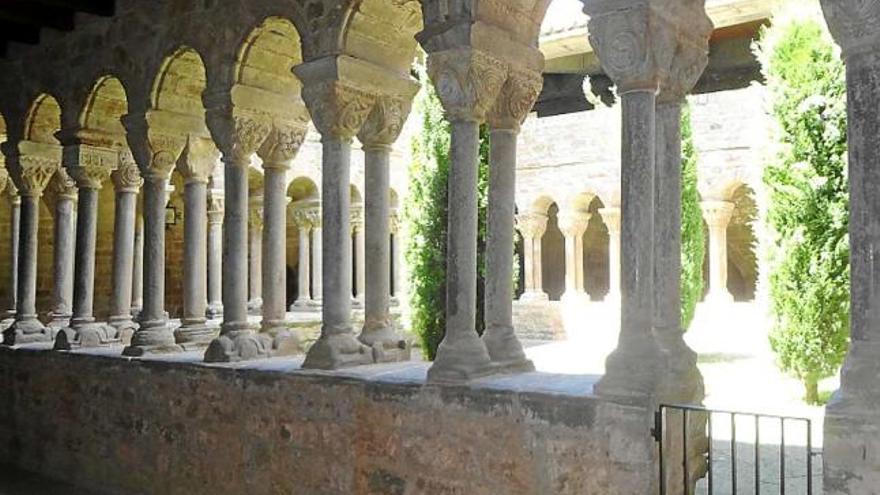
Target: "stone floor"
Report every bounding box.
[0,464,100,494]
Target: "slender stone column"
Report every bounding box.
[351,207,366,307]
[290,208,313,309]
[701,200,734,303]
[516,212,549,301]
[356,95,416,362]
[297,69,375,370]
[257,124,307,355]
[599,207,621,301]
[206,190,224,319]
[558,210,590,302]
[108,155,142,344]
[390,210,402,304]
[131,213,144,316]
[3,145,59,345]
[309,211,323,307]
[2,191,21,324]
[45,170,78,332]
[819,3,880,491]
[247,198,264,315]
[173,137,220,349]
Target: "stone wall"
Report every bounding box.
[0,347,656,495]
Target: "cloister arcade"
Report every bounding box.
[0,0,875,493]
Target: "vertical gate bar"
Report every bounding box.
[659,408,665,495]
[707,412,713,494]
[755,415,760,494]
[731,413,737,493]
[780,418,785,495]
[683,410,689,495]
[806,419,813,495]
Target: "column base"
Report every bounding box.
[390,296,400,307]
[46,312,73,333]
[174,322,220,351]
[519,291,549,302]
[203,329,274,363]
[307,299,323,308]
[289,299,314,312]
[122,320,183,356]
[594,336,665,399]
[54,322,121,351]
[205,303,223,320]
[302,332,374,370]
[247,298,263,316]
[0,316,15,332]
[260,319,304,357]
[359,325,411,363]
[427,333,495,384]
[481,325,535,373]
[3,318,52,345]
[108,316,139,346]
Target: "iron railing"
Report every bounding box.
[654,403,817,495]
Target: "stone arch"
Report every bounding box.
[24,93,62,145]
[286,175,320,308]
[165,171,186,317]
[151,47,208,119]
[341,0,422,77]
[542,202,566,301]
[288,176,319,203]
[81,76,129,145]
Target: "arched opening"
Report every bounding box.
[25,94,62,145]
[286,176,320,308]
[728,184,758,301]
[582,196,609,301]
[165,172,185,317]
[152,48,207,118]
[542,203,566,301]
[342,0,422,78]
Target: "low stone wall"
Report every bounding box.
[513,300,566,341]
[0,347,656,495]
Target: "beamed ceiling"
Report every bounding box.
[0,0,115,57]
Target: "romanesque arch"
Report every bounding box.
[287,176,320,308]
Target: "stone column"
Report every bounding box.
[820,2,880,491]
[3,145,59,345]
[204,111,274,363]
[584,0,676,398]
[108,154,142,343]
[45,170,78,332]
[558,210,590,302]
[351,207,366,307]
[357,96,416,362]
[297,68,375,370]
[390,210,402,305]
[701,200,735,303]
[131,213,144,316]
[247,197,264,314]
[174,137,219,350]
[290,207,313,309]
[56,145,119,350]
[257,124,307,355]
[599,207,621,302]
[422,49,505,383]
[122,126,184,355]
[516,212,549,301]
[2,190,21,324]
[206,190,224,319]
[310,212,323,307]
[480,70,542,371]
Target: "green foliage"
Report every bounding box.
[404,65,492,359]
[680,105,705,331]
[758,15,849,404]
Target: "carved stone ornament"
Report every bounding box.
[112,149,144,193]
[821,0,880,57]
[66,145,116,190]
[178,135,219,183]
[659,7,713,103]
[144,132,186,181]
[390,210,401,234]
[290,207,314,230]
[305,206,322,229]
[426,48,508,122]
[557,210,591,238]
[359,96,412,147]
[301,80,376,140]
[0,167,8,196]
[488,68,544,130]
[45,167,78,201]
[208,190,225,214]
[232,114,272,164]
[18,155,59,196]
[258,123,308,167]
[515,212,549,239]
[350,207,364,233]
[249,204,264,230]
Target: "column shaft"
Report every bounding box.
[248,212,263,312]
[354,222,366,302]
[261,166,288,332]
[293,224,311,307]
[4,199,20,319]
[522,236,535,293]
[48,195,76,328]
[71,188,99,324]
[175,179,215,349]
[206,207,223,318]
[4,193,49,343]
[109,190,137,333]
[654,102,683,336]
[312,226,323,302]
[222,161,249,332]
[131,215,144,314]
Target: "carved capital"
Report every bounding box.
[821,0,880,58]
[258,123,307,168]
[557,210,591,238]
[301,80,376,140]
[249,202,264,231]
[16,141,61,197]
[701,200,735,228]
[359,96,413,147]
[178,135,219,183]
[64,144,116,190]
[0,167,8,197]
[112,150,144,193]
[426,48,508,122]
[208,189,224,223]
[488,68,544,130]
[516,212,549,239]
[350,206,365,234]
[43,168,78,208]
[305,206,322,229]
[390,210,401,234]
[290,207,314,231]
[598,207,621,234]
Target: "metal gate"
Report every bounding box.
[654,404,818,495]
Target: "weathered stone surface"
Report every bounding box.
[0,347,655,495]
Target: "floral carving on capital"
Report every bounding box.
[67,146,116,190]
[178,135,220,184]
[358,96,412,147]
[143,132,186,181]
[515,212,549,240]
[112,150,144,193]
[821,0,880,56]
[0,167,8,196]
[44,167,78,206]
[258,123,308,168]
[232,114,272,164]
[488,69,544,130]
[18,155,59,196]
[302,81,375,140]
[426,49,508,122]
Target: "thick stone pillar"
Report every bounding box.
[206,190,224,319]
[516,212,549,301]
[558,210,590,302]
[257,124,307,355]
[351,207,366,307]
[297,64,376,370]
[701,200,735,303]
[481,70,542,371]
[357,96,416,362]
[108,155,142,343]
[2,190,21,325]
[422,49,505,383]
[56,145,119,350]
[174,137,220,350]
[131,213,144,316]
[45,170,78,332]
[290,208,313,309]
[3,143,59,345]
[599,207,621,302]
[247,197,263,315]
[820,2,880,491]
